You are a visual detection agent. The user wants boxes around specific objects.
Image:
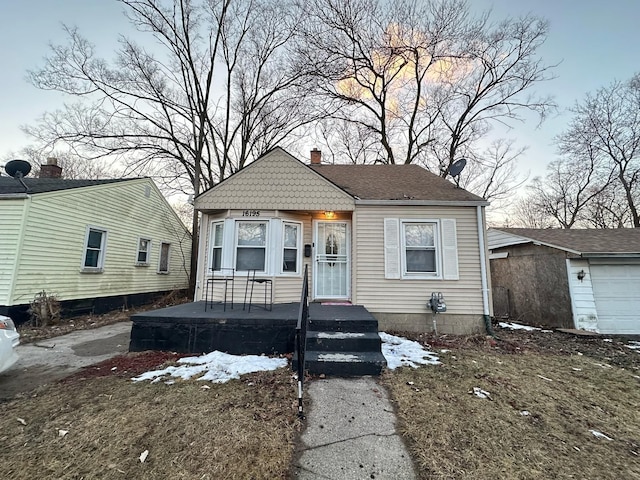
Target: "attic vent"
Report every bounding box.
[144,185,151,198]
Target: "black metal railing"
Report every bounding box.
[295,264,310,418]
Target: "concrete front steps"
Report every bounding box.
[295,304,386,377]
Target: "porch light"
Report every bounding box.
[577,269,586,281]
[324,211,336,219]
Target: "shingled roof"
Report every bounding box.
[0,177,137,195]
[309,164,486,203]
[490,228,640,255]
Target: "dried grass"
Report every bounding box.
[383,347,640,479]
[0,368,300,480]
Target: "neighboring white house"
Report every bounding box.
[194,147,491,334]
[0,165,191,321]
[488,228,640,334]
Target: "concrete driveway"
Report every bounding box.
[0,321,131,401]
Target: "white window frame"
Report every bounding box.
[158,242,171,274]
[281,221,302,275]
[136,237,152,266]
[400,219,441,279]
[209,221,224,272]
[234,220,268,274]
[82,226,108,273]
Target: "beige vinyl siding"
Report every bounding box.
[9,179,190,305]
[353,205,484,315]
[197,211,312,304]
[195,148,355,212]
[0,199,28,304]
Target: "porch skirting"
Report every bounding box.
[371,312,485,335]
[129,301,299,355]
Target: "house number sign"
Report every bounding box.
[242,210,260,217]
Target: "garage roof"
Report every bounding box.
[488,228,640,256]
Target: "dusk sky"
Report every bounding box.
[1,0,639,181]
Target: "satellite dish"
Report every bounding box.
[449,158,467,177]
[5,159,32,179]
[448,158,467,188]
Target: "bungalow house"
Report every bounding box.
[193,147,491,335]
[488,228,640,334]
[0,159,191,322]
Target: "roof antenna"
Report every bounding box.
[4,159,32,192]
[448,158,467,188]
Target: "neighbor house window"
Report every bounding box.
[158,242,171,273]
[282,222,300,273]
[402,222,437,275]
[210,222,224,271]
[235,221,267,272]
[83,227,107,272]
[136,238,151,265]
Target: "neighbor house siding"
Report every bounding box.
[9,179,190,306]
[352,205,484,315]
[566,258,598,331]
[0,198,28,304]
[490,244,573,329]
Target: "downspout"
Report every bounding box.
[193,210,206,302]
[476,206,495,337]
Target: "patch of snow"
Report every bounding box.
[627,341,640,351]
[132,351,288,384]
[379,332,440,369]
[471,387,491,399]
[603,339,613,343]
[316,332,364,339]
[317,353,359,362]
[498,322,550,332]
[520,410,531,416]
[590,430,613,441]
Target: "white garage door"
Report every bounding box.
[590,264,640,334]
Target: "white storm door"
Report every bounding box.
[314,221,349,299]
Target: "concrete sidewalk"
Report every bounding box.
[0,321,131,400]
[293,377,416,479]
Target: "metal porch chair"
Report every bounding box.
[204,267,235,312]
[243,269,273,312]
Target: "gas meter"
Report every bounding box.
[427,292,446,313]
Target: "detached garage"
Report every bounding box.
[487,228,640,335]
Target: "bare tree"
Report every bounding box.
[559,73,640,227]
[507,196,555,229]
[520,148,613,229]
[459,138,527,204]
[25,0,318,293]
[297,0,555,201]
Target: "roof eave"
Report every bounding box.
[355,199,489,207]
[582,252,640,258]
[0,193,29,199]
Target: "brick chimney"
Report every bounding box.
[39,157,62,178]
[310,148,322,165]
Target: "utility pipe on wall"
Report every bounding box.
[476,206,494,336]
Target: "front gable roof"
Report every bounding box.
[488,228,640,256]
[195,148,355,211]
[195,147,487,211]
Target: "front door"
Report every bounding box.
[314,221,349,299]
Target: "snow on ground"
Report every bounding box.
[132,351,288,384]
[380,332,440,369]
[133,332,442,384]
[627,341,640,351]
[498,322,551,332]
